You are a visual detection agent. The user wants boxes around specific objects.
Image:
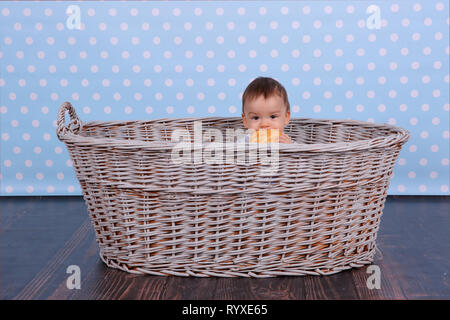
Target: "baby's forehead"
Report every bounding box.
[244,95,287,112]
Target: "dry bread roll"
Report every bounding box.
[250,129,281,143]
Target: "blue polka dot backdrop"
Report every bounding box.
[0,1,448,196]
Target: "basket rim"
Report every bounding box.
[58,116,410,153]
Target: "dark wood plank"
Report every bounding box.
[1,195,449,300]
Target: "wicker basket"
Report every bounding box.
[57,101,409,277]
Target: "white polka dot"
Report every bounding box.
[227,22,235,30]
[335,105,343,112]
[125,106,133,114]
[420,131,429,139]
[431,145,439,152]
[208,106,216,114]
[389,90,397,98]
[418,185,427,192]
[409,145,417,152]
[146,106,153,114]
[143,51,151,59]
[397,185,406,192]
[107,8,117,16]
[432,117,440,125]
[229,106,237,113]
[441,185,449,193]
[292,78,300,86]
[419,158,428,166]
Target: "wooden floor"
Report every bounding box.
[0,195,449,300]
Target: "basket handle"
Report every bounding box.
[57,101,83,139]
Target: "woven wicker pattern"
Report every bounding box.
[57,102,409,277]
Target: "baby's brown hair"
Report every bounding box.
[242,77,290,114]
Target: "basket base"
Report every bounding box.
[98,249,376,278]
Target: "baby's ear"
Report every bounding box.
[284,110,291,125]
[241,113,248,128]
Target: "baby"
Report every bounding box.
[240,77,293,144]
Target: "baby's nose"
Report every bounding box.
[260,119,271,128]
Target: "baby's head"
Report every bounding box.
[241,77,290,133]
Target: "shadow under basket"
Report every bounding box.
[57,102,410,277]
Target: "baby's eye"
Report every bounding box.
[270,115,278,119]
[252,116,259,120]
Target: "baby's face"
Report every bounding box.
[242,94,290,132]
